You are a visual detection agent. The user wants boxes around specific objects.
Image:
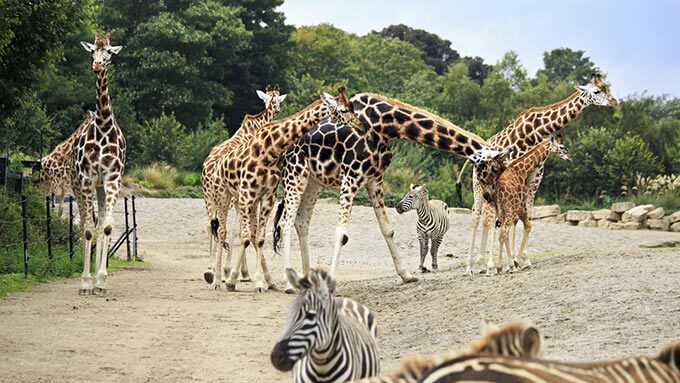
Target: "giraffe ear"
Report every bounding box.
[109,45,123,54]
[321,92,338,108]
[256,90,268,103]
[410,183,415,190]
[277,94,287,103]
[80,41,96,52]
[576,85,588,93]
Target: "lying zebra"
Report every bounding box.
[419,340,680,383]
[271,268,379,382]
[396,184,450,273]
[351,319,541,383]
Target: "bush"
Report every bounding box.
[176,171,202,187]
[129,163,177,190]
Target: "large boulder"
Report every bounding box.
[531,205,561,219]
[541,213,566,224]
[566,210,593,222]
[622,205,655,223]
[671,222,680,232]
[623,221,643,230]
[597,220,611,229]
[592,209,620,221]
[611,202,635,213]
[647,207,665,219]
[647,218,670,231]
[668,211,680,224]
[609,222,624,230]
[578,220,597,228]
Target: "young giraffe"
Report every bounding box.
[458,74,618,275]
[40,112,96,215]
[213,88,363,293]
[489,136,571,274]
[73,31,125,295]
[202,85,286,285]
[273,93,512,293]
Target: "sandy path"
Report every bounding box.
[0,197,679,382]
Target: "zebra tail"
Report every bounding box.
[272,199,285,255]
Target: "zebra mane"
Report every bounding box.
[657,340,680,369]
[467,319,540,356]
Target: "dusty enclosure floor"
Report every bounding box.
[0,197,679,382]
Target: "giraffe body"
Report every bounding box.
[73,32,125,295]
[273,93,512,293]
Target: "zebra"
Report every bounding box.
[351,319,541,383]
[418,340,680,383]
[271,268,380,383]
[396,184,450,273]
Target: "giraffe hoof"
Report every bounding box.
[204,270,215,284]
[226,283,236,292]
[240,277,252,282]
[78,289,90,295]
[94,287,107,297]
[418,266,430,274]
[513,259,520,268]
[462,269,474,276]
[268,283,278,291]
[521,261,534,270]
[255,286,264,294]
[284,287,297,295]
[486,268,497,276]
[210,282,221,290]
[402,276,418,284]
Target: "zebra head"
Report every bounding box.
[396,184,427,214]
[270,268,337,372]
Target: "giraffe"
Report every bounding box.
[458,73,618,275]
[212,88,363,293]
[272,93,513,293]
[489,136,571,274]
[40,112,96,215]
[73,31,125,295]
[202,85,286,285]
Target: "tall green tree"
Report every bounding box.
[537,48,598,84]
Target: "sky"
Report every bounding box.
[279,0,680,99]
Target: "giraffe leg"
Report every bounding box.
[511,222,518,267]
[418,237,429,273]
[75,181,95,295]
[227,198,255,292]
[94,177,121,296]
[465,177,484,275]
[492,225,511,275]
[294,182,323,278]
[211,194,231,290]
[366,178,417,283]
[94,185,106,275]
[430,237,442,272]
[231,208,249,282]
[203,213,216,284]
[279,167,310,294]
[255,193,277,290]
[517,216,533,270]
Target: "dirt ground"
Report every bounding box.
[0,197,679,382]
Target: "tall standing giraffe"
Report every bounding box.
[40,112,96,215]
[202,85,286,285]
[458,74,618,275]
[73,31,125,295]
[213,88,363,292]
[273,93,512,293]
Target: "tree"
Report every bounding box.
[376,24,460,75]
[461,56,491,83]
[439,62,482,124]
[537,48,598,84]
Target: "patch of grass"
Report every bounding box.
[0,273,39,298]
[155,186,203,198]
[529,251,561,259]
[128,163,177,190]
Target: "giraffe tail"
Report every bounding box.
[272,199,285,256]
[455,159,470,206]
[210,218,219,238]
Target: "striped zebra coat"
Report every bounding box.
[419,340,680,383]
[396,184,450,272]
[271,268,380,383]
[352,320,541,383]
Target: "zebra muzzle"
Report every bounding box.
[270,340,296,371]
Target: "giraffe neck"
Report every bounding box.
[353,94,494,164]
[241,105,277,136]
[94,68,115,130]
[508,140,551,181]
[256,99,326,163]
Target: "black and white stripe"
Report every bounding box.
[271,268,380,383]
[419,341,680,383]
[396,184,450,272]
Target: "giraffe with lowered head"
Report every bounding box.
[273,93,513,293]
[212,88,363,292]
[73,31,125,295]
[457,73,618,275]
[202,85,286,286]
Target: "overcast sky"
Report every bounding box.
[279,0,679,99]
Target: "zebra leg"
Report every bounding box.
[418,236,429,273]
[431,237,442,271]
[366,178,417,283]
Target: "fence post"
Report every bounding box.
[45,196,53,265]
[131,195,138,259]
[51,192,55,209]
[68,196,74,260]
[21,195,29,279]
[124,197,131,262]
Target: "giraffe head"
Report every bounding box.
[256,84,287,114]
[475,147,514,203]
[396,184,428,214]
[80,31,122,73]
[548,134,572,162]
[576,73,618,107]
[321,87,366,132]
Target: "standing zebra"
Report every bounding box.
[271,268,380,383]
[418,340,680,383]
[352,319,541,383]
[396,184,450,273]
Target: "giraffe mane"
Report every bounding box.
[513,91,580,121]
[506,140,550,170]
[240,108,269,126]
[356,93,491,146]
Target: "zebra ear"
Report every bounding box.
[480,318,498,335]
[285,268,302,290]
[521,326,542,358]
[309,268,333,298]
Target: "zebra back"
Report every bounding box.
[336,296,378,339]
[352,320,541,383]
[658,341,680,371]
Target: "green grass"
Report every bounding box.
[0,274,39,298]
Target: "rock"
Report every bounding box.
[623,221,643,230]
[566,220,578,226]
[566,210,593,222]
[670,222,680,232]
[647,218,670,231]
[597,220,611,229]
[609,222,624,230]
[578,220,597,228]
[611,201,635,213]
[668,211,680,224]
[449,207,471,215]
[592,209,612,220]
[608,211,622,222]
[646,207,665,219]
[622,205,654,223]
[531,205,561,219]
[540,213,566,224]
[556,213,567,223]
